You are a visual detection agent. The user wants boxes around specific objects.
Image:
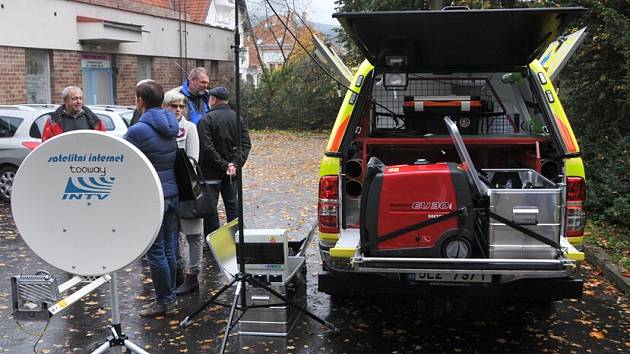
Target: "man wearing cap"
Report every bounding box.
[197,87,251,235]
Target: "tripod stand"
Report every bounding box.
[181,265,338,352]
[179,1,338,352]
[92,273,148,354]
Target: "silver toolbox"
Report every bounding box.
[238,256,306,336]
[485,169,563,259]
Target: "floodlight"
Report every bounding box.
[384,72,408,90]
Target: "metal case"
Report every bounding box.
[485,169,563,259]
[238,256,307,336]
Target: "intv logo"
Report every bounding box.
[62,176,116,200]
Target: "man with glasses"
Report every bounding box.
[177,67,210,124]
[42,86,105,141]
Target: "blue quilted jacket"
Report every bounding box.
[124,108,180,198]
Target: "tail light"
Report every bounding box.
[318,175,339,234]
[565,176,586,237]
[21,141,40,150]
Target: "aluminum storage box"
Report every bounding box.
[238,256,306,336]
[485,169,563,259]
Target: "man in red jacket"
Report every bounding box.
[41,86,106,141]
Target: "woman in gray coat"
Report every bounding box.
[163,89,204,294]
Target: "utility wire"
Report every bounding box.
[263,0,406,121]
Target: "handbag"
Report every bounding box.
[175,157,220,220]
[174,148,202,201]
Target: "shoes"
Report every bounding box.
[176,274,199,296]
[139,301,176,318]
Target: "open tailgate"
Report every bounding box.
[334,7,586,73]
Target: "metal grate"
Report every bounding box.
[371,76,518,134]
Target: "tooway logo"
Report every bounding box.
[62,177,116,200]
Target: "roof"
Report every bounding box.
[173,0,211,23]
[70,0,211,24]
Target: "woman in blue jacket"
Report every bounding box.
[124,81,180,317]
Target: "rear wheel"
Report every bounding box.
[0,165,17,203]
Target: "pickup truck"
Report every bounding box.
[317,7,587,300]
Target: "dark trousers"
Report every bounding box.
[203,179,239,236]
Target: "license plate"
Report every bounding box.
[410,272,491,283]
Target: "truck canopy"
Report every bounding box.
[334,7,586,73]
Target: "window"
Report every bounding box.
[119,111,133,127]
[138,56,152,81]
[211,60,219,79]
[0,116,23,138]
[31,115,49,139]
[26,49,51,104]
[96,114,115,131]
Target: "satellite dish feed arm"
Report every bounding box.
[48,275,111,316]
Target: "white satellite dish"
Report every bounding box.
[11,131,164,276]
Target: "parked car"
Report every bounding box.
[88,105,136,128]
[317,7,587,301]
[0,104,133,202]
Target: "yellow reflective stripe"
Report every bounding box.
[529,60,580,153]
[565,249,585,262]
[566,236,584,247]
[319,156,340,177]
[325,60,374,153]
[565,157,586,180]
[330,247,356,258]
[320,232,340,242]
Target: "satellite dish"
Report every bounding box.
[11,131,164,276]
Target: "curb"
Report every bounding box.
[584,245,630,294]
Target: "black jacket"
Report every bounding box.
[198,103,251,180]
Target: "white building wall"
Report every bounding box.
[205,0,235,29]
[0,0,232,60]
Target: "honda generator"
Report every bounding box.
[360,157,475,258]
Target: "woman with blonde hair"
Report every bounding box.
[163,88,203,294]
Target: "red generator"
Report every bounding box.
[360,157,475,258]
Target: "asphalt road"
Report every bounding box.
[1,132,628,353]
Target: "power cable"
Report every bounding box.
[15,319,51,354]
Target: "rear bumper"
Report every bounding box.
[318,271,583,300]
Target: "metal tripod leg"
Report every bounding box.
[219,280,243,353]
[180,277,238,327]
[91,273,150,354]
[246,274,339,333]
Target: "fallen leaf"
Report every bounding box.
[589,331,605,340]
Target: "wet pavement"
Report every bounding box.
[1,132,629,353]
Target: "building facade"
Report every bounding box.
[0,0,235,106]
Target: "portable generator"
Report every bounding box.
[359,117,565,261]
[360,157,475,258]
